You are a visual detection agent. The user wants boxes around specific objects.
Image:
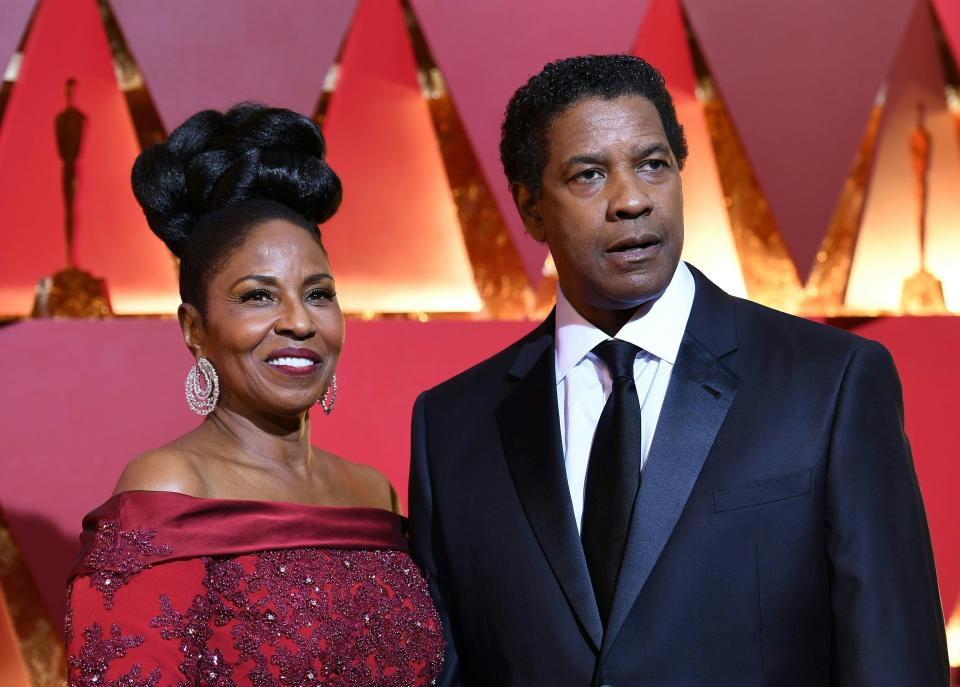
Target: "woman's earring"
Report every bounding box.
[185,357,220,416]
[319,374,337,415]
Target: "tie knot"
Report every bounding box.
[592,339,640,381]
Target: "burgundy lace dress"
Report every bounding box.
[65,490,444,687]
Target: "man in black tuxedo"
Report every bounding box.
[409,55,949,686]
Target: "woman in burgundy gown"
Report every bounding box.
[65,105,444,686]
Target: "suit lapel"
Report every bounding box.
[600,267,742,660]
[495,318,604,651]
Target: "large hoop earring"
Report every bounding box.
[185,357,219,416]
[318,374,337,415]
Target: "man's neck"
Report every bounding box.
[575,300,654,338]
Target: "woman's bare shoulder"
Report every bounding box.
[322,452,399,514]
[113,445,205,497]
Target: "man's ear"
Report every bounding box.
[178,303,206,359]
[511,182,546,243]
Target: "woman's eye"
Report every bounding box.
[238,289,274,303]
[307,288,336,302]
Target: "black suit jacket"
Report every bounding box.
[409,265,949,686]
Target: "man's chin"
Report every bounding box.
[598,279,671,311]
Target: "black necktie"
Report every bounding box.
[581,338,643,625]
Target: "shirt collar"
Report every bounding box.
[554,261,696,383]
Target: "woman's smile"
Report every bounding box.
[264,347,324,377]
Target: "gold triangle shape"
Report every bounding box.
[402,0,555,320]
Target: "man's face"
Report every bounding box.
[518,95,684,329]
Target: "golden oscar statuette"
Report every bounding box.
[900,102,947,314]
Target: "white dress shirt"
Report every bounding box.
[555,262,696,531]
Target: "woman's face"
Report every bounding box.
[188,219,344,419]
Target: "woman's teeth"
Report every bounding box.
[268,357,315,368]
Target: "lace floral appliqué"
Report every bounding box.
[67,622,161,687]
[83,519,173,609]
[65,581,75,642]
[150,548,443,687]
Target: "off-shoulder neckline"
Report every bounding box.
[109,488,402,519]
[71,487,410,580]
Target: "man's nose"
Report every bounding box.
[606,172,653,221]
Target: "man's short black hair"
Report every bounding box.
[499,54,688,195]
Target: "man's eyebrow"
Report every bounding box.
[560,144,672,171]
[636,143,671,158]
[560,152,608,172]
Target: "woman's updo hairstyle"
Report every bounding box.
[132,103,341,314]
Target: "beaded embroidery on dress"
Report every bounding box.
[66,491,444,687]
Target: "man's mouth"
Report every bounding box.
[606,234,662,253]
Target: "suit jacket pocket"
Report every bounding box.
[713,469,813,512]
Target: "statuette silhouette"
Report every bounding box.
[900,102,947,314]
[32,78,112,318]
[56,77,86,267]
